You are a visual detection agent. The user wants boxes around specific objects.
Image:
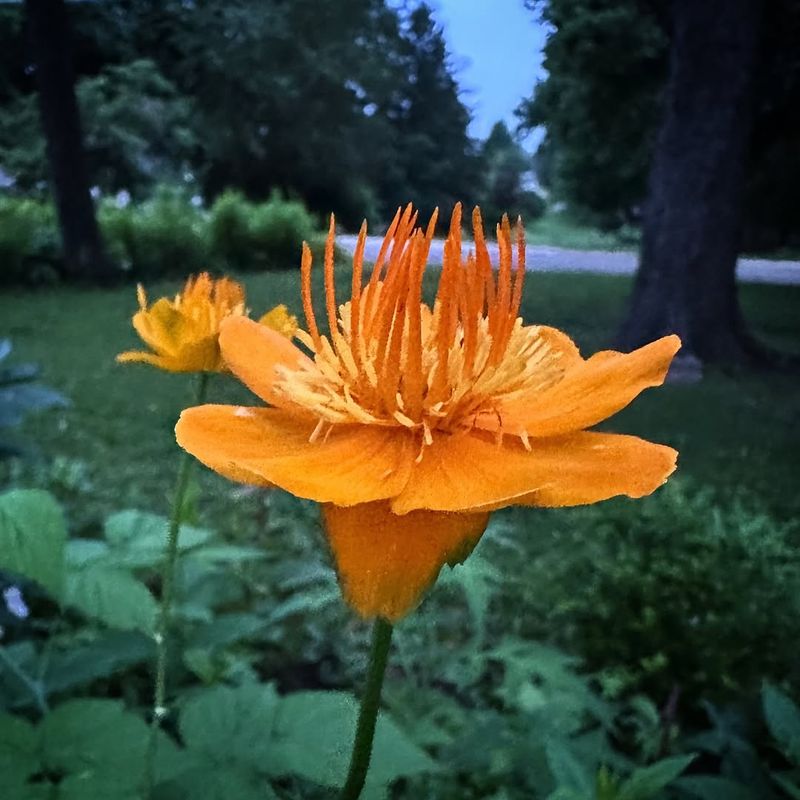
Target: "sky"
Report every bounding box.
[429,0,549,149]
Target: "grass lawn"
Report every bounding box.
[2,264,799,531]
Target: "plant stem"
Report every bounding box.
[147,371,208,787]
[339,617,394,800]
[0,645,49,716]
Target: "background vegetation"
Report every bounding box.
[2,0,800,797]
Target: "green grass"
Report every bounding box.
[2,266,799,532]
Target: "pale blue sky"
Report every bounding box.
[429,0,548,147]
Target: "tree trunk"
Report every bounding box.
[617,0,764,363]
[25,0,114,283]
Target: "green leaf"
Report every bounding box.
[187,612,266,651]
[773,774,800,800]
[546,739,593,794]
[65,564,158,632]
[0,488,66,597]
[0,713,40,779]
[271,690,436,791]
[189,545,266,563]
[40,699,151,793]
[103,510,213,568]
[43,630,154,694]
[157,766,276,800]
[675,775,761,800]
[179,683,281,773]
[265,586,340,624]
[763,683,800,762]
[618,755,695,800]
[65,538,110,566]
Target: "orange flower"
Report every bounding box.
[176,206,680,621]
[117,272,297,373]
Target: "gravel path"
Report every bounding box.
[337,235,800,286]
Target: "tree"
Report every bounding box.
[478,121,545,228]
[23,0,112,281]
[518,0,668,226]
[373,3,481,221]
[520,0,800,249]
[616,0,763,362]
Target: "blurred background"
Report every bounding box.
[1,1,800,799]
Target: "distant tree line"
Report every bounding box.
[0,0,539,236]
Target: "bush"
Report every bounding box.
[500,482,800,708]
[0,196,59,283]
[209,189,315,270]
[99,185,210,279]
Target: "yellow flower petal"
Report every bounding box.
[175,405,415,504]
[258,304,299,339]
[118,273,250,374]
[323,501,489,621]
[392,429,677,514]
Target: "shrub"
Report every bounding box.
[498,482,800,708]
[209,189,315,270]
[99,185,210,278]
[0,196,59,284]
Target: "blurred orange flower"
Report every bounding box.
[117,272,297,373]
[176,206,680,620]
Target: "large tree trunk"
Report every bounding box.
[617,0,764,363]
[25,0,114,283]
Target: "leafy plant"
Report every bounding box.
[501,482,800,707]
[99,185,210,279]
[0,197,60,284]
[209,189,316,271]
[0,340,68,458]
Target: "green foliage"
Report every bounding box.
[0,489,67,597]
[0,188,318,282]
[98,185,210,279]
[209,189,316,270]
[78,60,197,196]
[522,0,800,247]
[763,684,800,766]
[479,121,546,229]
[519,0,667,224]
[0,197,60,283]
[503,483,800,706]
[0,340,68,457]
[0,60,196,197]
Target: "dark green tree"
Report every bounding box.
[374,3,481,222]
[478,121,545,229]
[23,0,112,281]
[518,0,668,226]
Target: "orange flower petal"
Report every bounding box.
[534,324,582,367]
[176,406,414,504]
[487,334,681,438]
[219,317,313,411]
[323,501,489,621]
[392,429,677,514]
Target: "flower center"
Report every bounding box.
[273,204,565,450]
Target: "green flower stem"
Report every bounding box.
[339,617,394,800]
[147,371,209,786]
